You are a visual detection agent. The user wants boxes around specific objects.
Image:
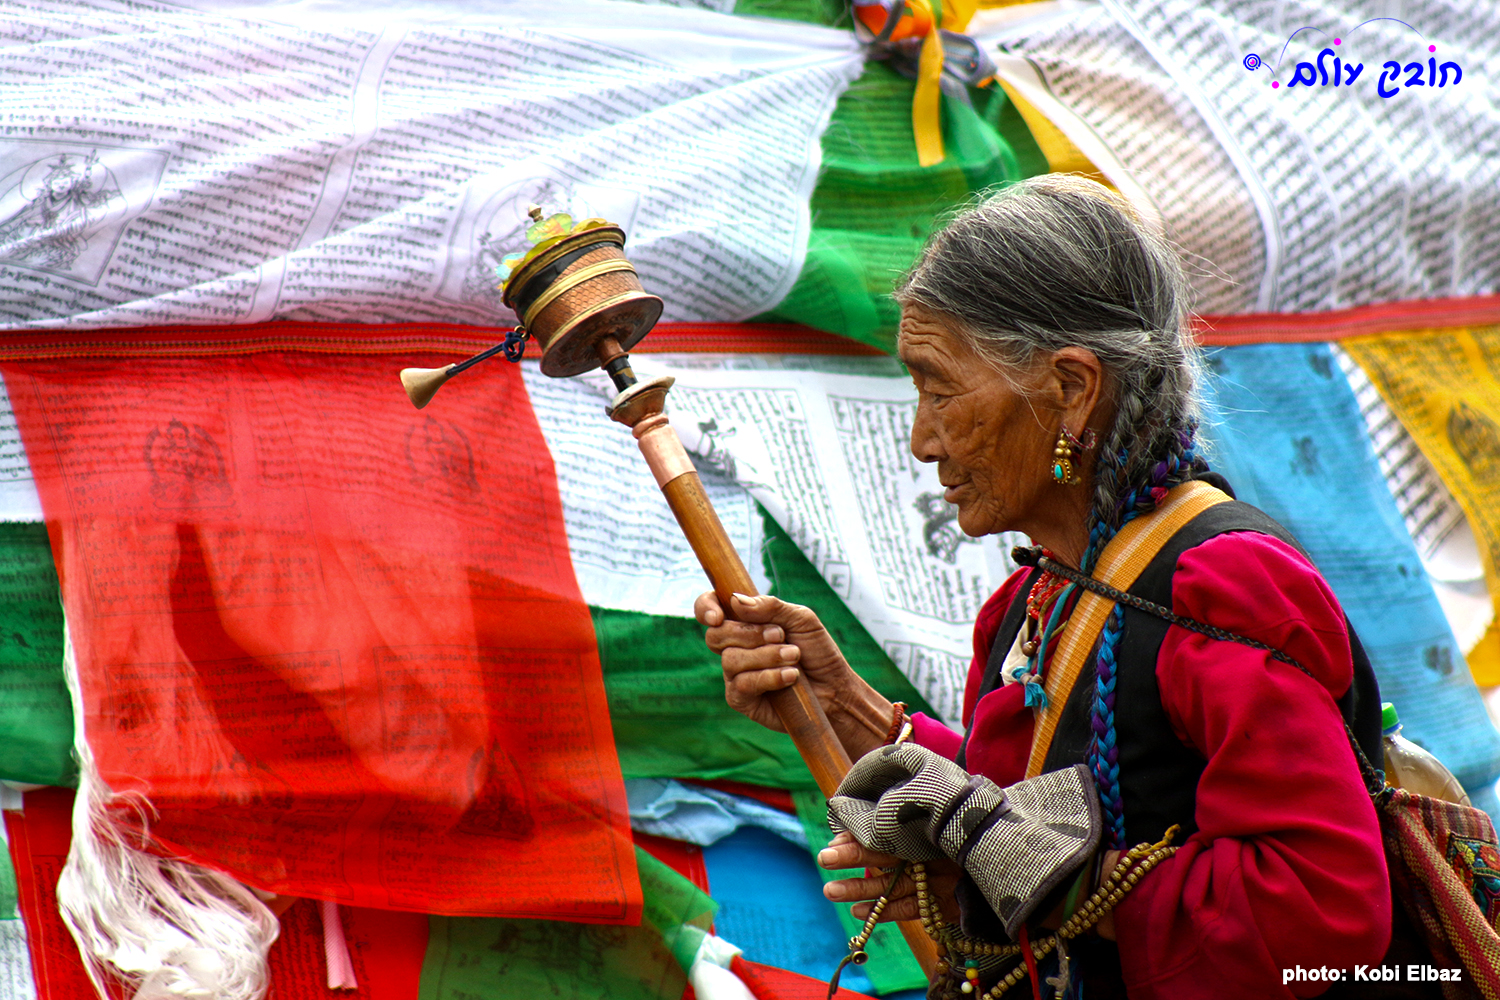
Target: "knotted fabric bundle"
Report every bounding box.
[827,743,1101,940]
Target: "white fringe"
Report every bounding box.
[54,619,280,1000]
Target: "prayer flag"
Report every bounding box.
[420,848,714,1000]
[1344,325,1500,684]
[0,348,638,920]
[0,523,72,787]
[9,788,879,1000]
[3,790,92,1000]
[0,324,1494,993]
[4,790,432,999]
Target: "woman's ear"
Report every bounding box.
[1047,347,1106,429]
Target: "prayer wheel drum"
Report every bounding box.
[501,225,663,378]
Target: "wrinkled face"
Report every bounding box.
[898,303,1055,538]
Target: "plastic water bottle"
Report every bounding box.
[1381,702,1471,806]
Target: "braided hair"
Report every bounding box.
[894,174,1211,847]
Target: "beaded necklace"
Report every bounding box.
[1009,553,1082,708]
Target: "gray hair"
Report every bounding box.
[894,174,1207,557]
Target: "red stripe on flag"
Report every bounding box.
[0,352,637,921]
[1191,293,1500,344]
[0,322,883,360]
[681,779,797,815]
[0,297,1496,365]
[4,789,109,999]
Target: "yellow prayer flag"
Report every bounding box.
[993,81,1112,187]
[1344,325,1500,684]
[942,0,979,33]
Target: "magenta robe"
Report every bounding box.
[909,531,1391,998]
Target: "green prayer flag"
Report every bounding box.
[0,818,18,920]
[758,61,1047,351]
[0,522,74,787]
[418,848,715,1000]
[599,604,814,788]
[733,0,847,24]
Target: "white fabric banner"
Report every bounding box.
[978,0,1499,314]
[0,0,861,329]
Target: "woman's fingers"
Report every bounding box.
[823,871,913,904]
[722,643,798,678]
[725,592,783,624]
[698,590,800,628]
[820,843,964,924]
[817,831,901,871]
[727,662,800,700]
[693,591,724,628]
[729,594,828,638]
[850,895,922,923]
[706,619,786,653]
[698,589,862,738]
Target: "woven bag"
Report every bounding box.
[1379,788,1500,999]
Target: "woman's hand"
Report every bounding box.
[694,591,892,756]
[817,831,962,923]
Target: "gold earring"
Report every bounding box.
[1052,428,1076,485]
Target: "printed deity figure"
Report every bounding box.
[0,152,120,272]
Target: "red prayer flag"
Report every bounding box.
[5,789,106,999]
[6,789,429,1000]
[0,348,638,920]
[730,957,876,1000]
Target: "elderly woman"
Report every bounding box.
[695,176,1393,998]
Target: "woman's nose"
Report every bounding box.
[910,404,943,464]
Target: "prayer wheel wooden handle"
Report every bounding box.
[660,468,854,794]
[618,391,941,978]
[397,327,941,975]
[625,404,853,792]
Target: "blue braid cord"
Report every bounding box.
[1082,424,1212,850]
[1089,603,1129,850]
[502,326,530,362]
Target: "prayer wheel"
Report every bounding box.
[500,217,662,378]
[399,211,941,978]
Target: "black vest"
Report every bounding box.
[960,499,1383,848]
[952,500,1397,995]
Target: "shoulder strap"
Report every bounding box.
[1108,500,1384,769]
[1024,481,1231,778]
[1026,539,1390,798]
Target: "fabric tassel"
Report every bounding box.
[913,23,946,165]
[1022,676,1049,709]
[321,899,358,990]
[53,621,279,1000]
